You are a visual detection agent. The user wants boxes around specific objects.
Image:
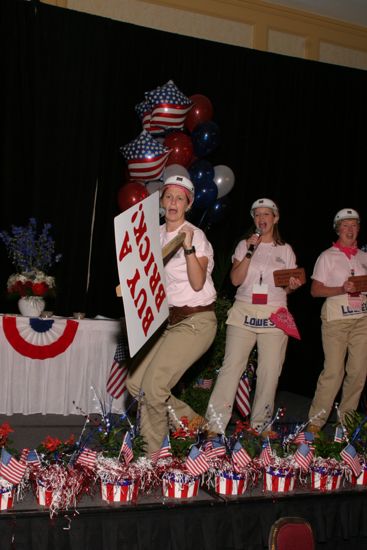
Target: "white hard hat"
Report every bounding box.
[333,208,360,229]
[250,198,279,218]
[162,175,195,198]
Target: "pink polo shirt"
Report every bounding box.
[233,240,297,307]
[312,246,367,286]
[160,221,217,307]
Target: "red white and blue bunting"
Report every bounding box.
[2,316,79,359]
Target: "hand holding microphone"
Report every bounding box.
[245,228,262,259]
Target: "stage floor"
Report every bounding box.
[2,480,367,550]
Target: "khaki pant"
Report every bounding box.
[308,313,367,427]
[206,323,288,433]
[127,311,217,456]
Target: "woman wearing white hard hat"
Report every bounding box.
[126,175,217,456]
[206,198,303,435]
[308,208,367,432]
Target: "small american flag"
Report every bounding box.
[232,440,252,471]
[106,334,129,399]
[235,373,251,418]
[75,448,98,470]
[120,432,134,465]
[19,448,30,464]
[340,443,362,477]
[146,80,192,131]
[0,448,27,485]
[19,448,41,468]
[121,130,170,182]
[151,435,172,462]
[260,441,273,467]
[293,431,315,450]
[185,445,209,477]
[204,437,226,460]
[334,426,345,443]
[294,443,313,472]
[194,378,213,390]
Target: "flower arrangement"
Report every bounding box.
[0,422,14,449]
[6,270,56,299]
[0,218,61,299]
[37,434,77,466]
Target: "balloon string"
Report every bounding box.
[198,208,209,229]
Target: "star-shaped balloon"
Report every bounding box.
[135,100,152,132]
[135,99,164,136]
[120,130,171,182]
[145,80,192,132]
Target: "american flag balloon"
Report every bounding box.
[121,130,171,182]
[135,99,164,136]
[135,100,152,132]
[145,80,192,132]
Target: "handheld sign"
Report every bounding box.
[348,275,367,293]
[114,192,168,357]
[273,268,306,287]
[115,232,185,297]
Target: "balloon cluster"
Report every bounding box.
[118,81,235,225]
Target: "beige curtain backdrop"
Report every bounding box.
[44,0,367,70]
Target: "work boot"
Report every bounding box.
[307,423,321,434]
[188,415,206,431]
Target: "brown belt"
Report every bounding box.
[168,303,216,326]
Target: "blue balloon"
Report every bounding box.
[193,180,218,210]
[206,196,231,224]
[189,159,214,188]
[191,121,220,157]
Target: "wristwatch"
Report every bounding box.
[184,246,196,255]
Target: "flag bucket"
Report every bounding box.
[215,471,249,495]
[350,464,367,486]
[36,481,54,507]
[100,479,139,503]
[310,468,342,491]
[162,473,199,499]
[0,486,15,511]
[263,467,295,492]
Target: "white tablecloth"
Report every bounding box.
[0,315,126,415]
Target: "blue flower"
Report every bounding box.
[0,218,62,273]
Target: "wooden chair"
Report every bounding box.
[268,517,315,550]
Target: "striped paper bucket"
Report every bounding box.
[215,472,249,495]
[0,486,15,511]
[100,479,139,503]
[162,474,199,499]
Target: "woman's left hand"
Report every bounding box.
[288,276,303,291]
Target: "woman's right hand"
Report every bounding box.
[246,233,262,250]
[343,279,357,294]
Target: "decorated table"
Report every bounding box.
[0,314,125,415]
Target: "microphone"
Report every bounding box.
[245,228,262,259]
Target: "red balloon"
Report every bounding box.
[185,94,213,133]
[164,131,194,167]
[117,181,149,212]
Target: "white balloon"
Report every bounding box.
[163,164,190,182]
[145,180,164,195]
[214,165,235,198]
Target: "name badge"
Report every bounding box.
[348,293,362,310]
[252,283,268,305]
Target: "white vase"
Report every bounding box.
[18,296,46,317]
